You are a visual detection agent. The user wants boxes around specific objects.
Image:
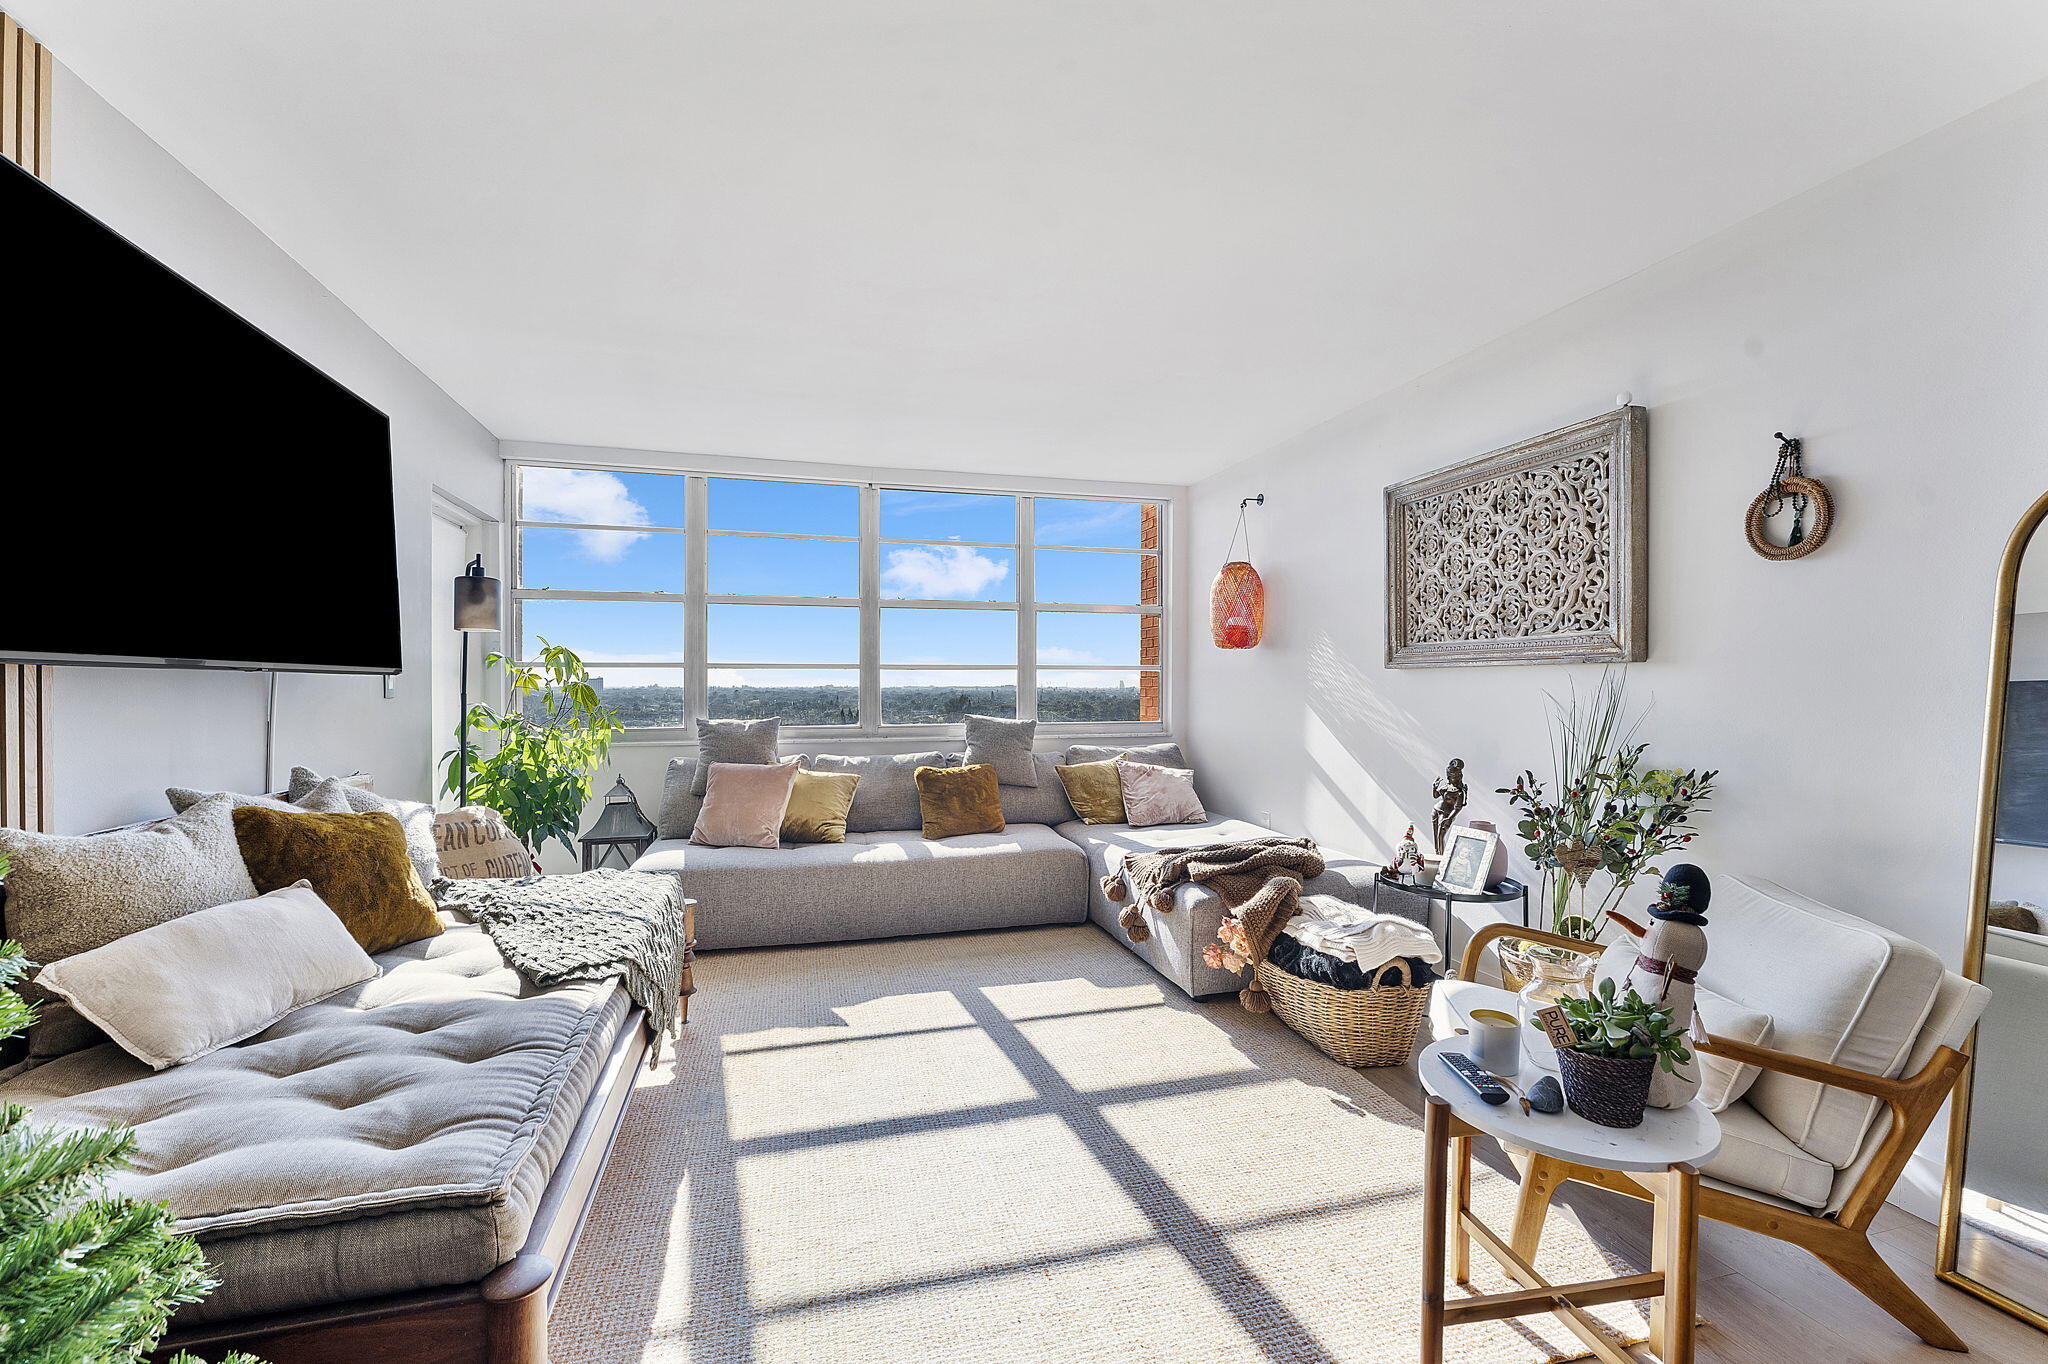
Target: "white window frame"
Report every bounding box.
[506,462,1170,743]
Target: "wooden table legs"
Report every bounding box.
[678,899,697,1024]
[1421,1098,1450,1364]
[1648,1165,1701,1364]
[1419,1096,1699,1364]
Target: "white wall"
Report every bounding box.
[1181,79,2048,971]
[44,65,503,832]
[1180,79,2048,1223]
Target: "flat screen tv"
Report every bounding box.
[2,157,400,674]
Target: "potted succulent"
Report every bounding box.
[1540,977,1694,1129]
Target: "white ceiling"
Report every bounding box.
[17,2,2048,483]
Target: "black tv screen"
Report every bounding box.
[2,158,401,674]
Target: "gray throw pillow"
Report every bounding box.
[798,751,962,833]
[166,776,354,815]
[287,766,440,887]
[691,718,782,796]
[658,758,704,839]
[964,714,1039,787]
[1065,741,1189,771]
[997,754,1080,825]
[0,793,258,966]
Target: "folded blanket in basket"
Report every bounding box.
[1280,895,1442,972]
[1267,935,1439,991]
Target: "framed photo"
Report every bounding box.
[1436,824,1501,896]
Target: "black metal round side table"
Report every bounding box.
[1370,873,1529,957]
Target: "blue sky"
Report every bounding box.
[517,470,1154,683]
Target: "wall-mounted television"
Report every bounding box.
[1,157,401,675]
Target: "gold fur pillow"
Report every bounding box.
[782,770,861,844]
[914,764,1005,840]
[1054,758,1127,824]
[232,807,443,955]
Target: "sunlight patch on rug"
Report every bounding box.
[552,925,1652,1363]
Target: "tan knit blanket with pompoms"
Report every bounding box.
[1104,836,1324,1010]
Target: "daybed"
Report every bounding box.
[0,913,649,1364]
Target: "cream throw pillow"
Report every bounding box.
[434,806,536,879]
[692,760,800,848]
[1694,984,1776,1112]
[1117,760,1207,827]
[34,882,379,1070]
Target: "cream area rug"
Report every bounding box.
[551,924,1651,1363]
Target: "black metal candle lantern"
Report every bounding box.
[578,777,658,871]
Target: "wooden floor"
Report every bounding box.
[1371,1056,2048,1364]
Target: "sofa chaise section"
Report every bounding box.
[1061,815,1410,998]
[634,824,1088,950]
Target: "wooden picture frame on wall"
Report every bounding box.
[1385,406,1648,668]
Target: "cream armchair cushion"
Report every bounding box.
[1700,876,1944,1168]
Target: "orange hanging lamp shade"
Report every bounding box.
[1211,560,1264,649]
[1211,494,1266,649]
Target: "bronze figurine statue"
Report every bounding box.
[1430,757,1468,853]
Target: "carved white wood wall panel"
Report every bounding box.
[1385,407,1647,667]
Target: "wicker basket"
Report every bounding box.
[1252,958,1432,1068]
[1555,1048,1655,1128]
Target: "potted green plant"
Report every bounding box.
[1493,671,1716,1000]
[1540,977,1694,1128]
[440,640,625,857]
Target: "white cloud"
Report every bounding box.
[1037,645,1103,664]
[882,545,1010,599]
[1036,502,1139,545]
[523,467,652,562]
[708,669,749,687]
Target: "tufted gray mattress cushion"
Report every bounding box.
[633,823,1087,950]
[0,917,632,1325]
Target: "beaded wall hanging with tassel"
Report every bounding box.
[1745,432,1833,560]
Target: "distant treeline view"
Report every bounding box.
[588,682,1143,726]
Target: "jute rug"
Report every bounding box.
[551,925,1652,1362]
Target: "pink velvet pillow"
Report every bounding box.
[691,760,800,848]
[1118,760,1206,827]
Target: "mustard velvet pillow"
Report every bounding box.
[915,763,1005,840]
[1055,758,1127,824]
[782,769,861,844]
[232,807,444,955]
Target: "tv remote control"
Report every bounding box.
[1439,1052,1512,1106]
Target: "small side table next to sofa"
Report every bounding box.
[1417,1003,1721,1364]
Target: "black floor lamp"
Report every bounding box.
[453,554,503,807]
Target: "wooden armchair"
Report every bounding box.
[1462,904,1988,1353]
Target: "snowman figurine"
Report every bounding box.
[1592,864,1711,1109]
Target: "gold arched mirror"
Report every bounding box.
[1941,488,2048,1329]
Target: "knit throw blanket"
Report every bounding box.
[1104,836,1325,1011]
[435,868,685,1065]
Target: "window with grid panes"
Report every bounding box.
[510,465,1164,733]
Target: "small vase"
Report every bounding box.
[1514,953,1596,1072]
[1556,1048,1655,1129]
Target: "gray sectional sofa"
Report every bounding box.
[631,745,1402,998]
